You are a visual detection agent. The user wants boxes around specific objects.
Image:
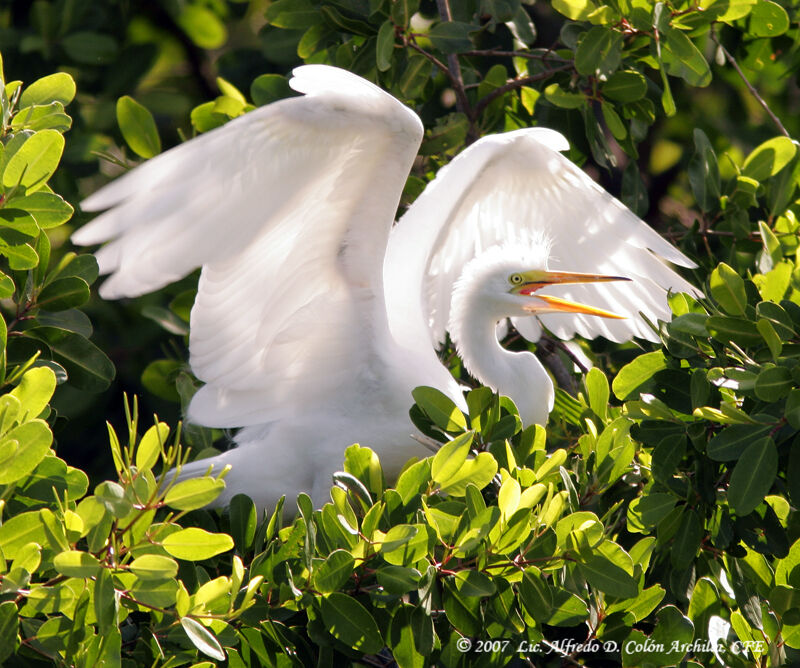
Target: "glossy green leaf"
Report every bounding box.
[376,20,394,72]
[377,565,421,595]
[729,437,778,515]
[754,365,793,401]
[602,70,647,101]
[575,26,623,77]
[0,601,19,663]
[710,263,747,316]
[12,192,73,228]
[749,0,789,36]
[2,129,64,194]
[544,83,585,109]
[612,351,666,399]
[177,5,227,49]
[19,73,76,107]
[29,328,114,391]
[0,420,53,484]
[742,136,797,181]
[413,386,467,432]
[116,96,161,159]
[428,21,476,54]
[37,277,90,311]
[313,549,354,593]
[135,421,169,472]
[552,0,598,20]
[162,527,234,560]
[181,616,226,661]
[53,550,101,577]
[431,431,473,483]
[129,554,179,580]
[661,28,711,87]
[319,592,383,653]
[229,493,257,552]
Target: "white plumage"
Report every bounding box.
[74,65,696,509]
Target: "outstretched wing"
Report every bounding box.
[384,128,697,353]
[74,65,423,427]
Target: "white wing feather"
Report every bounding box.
[75,65,423,427]
[385,128,697,353]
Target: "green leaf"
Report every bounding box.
[785,389,800,429]
[612,351,666,399]
[266,0,320,28]
[602,70,647,101]
[229,493,257,552]
[53,550,101,577]
[413,386,467,432]
[165,476,225,511]
[431,431,473,483]
[742,136,797,181]
[0,420,53,484]
[135,421,169,472]
[130,554,179,580]
[10,365,56,422]
[12,192,73,228]
[250,74,293,107]
[116,96,161,159]
[181,617,226,661]
[578,543,638,598]
[575,26,623,77]
[708,427,773,462]
[452,570,496,597]
[395,55,431,100]
[0,601,19,663]
[319,592,384,654]
[710,262,747,316]
[377,565,421,595]
[0,242,38,269]
[388,605,425,668]
[19,72,76,107]
[94,568,117,634]
[661,28,711,87]
[585,367,609,420]
[162,527,234,560]
[729,437,778,515]
[313,550,354,593]
[544,83,585,109]
[749,0,789,36]
[37,277,90,311]
[177,5,227,49]
[442,577,482,635]
[61,32,118,63]
[2,130,64,193]
[29,328,115,391]
[689,129,721,211]
[376,20,394,72]
[382,524,429,566]
[10,103,71,132]
[552,0,598,20]
[428,21,476,54]
[95,480,132,517]
[671,508,703,568]
[754,365,793,401]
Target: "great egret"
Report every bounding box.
[73,65,696,508]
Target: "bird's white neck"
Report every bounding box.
[449,287,553,427]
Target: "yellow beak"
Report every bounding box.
[511,269,630,319]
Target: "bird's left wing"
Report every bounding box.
[74,65,423,427]
[384,128,697,353]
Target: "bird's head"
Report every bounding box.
[452,243,630,322]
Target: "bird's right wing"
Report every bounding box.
[384,128,698,354]
[74,65,423,427]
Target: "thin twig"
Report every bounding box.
[711,31,790,138]
[473,65,574,118]
[462,48,571,63]
[435,0,475,139]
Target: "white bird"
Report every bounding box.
[73,65,696,509]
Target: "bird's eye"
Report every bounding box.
[509,273,523,285]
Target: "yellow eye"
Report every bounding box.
[509,273,523,285]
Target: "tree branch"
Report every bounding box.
[473,65,574,118]
[711,30,790,138]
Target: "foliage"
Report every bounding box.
[1,0,800,666]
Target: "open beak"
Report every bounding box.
[511,269,631,319]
